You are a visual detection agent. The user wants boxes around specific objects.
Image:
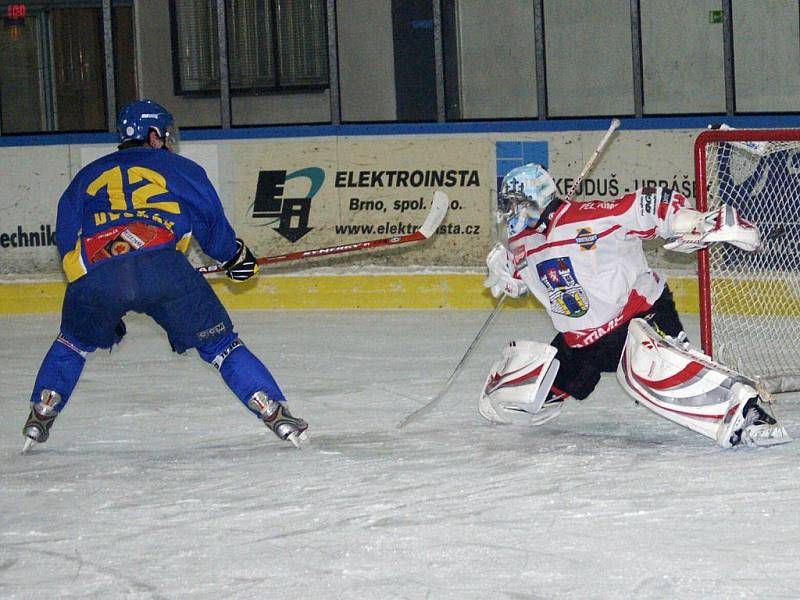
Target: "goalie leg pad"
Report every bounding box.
[617,318,791,448]
[479,340,562,426]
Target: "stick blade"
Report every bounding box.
[418,191,449,238]
[396,397,438,429]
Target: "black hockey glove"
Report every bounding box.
[222,238,259,281]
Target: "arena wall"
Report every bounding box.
[0,119,771,314]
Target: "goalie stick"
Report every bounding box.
[397,294,508,429]
[564,118,621,202]
[397,119,622,429]
[198,190,450,274]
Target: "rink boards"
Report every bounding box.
[0,272,701,314]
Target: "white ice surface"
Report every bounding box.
[2,309,800,600]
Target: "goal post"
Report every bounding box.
[695,127,800,393]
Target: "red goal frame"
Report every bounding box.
[694,127,800,360]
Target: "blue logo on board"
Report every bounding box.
[495,141,549,193]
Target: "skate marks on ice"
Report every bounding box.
[3,311,800,599]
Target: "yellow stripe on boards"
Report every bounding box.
[710,278,800,317]
[0,282,67,314]
[0,274,705,315]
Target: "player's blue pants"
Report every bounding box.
[30,249,284,416]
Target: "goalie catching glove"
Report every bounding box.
[664,205,760,253]
[222,238,259,281]
[483,243,527,298]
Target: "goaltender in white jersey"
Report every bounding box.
[480,163,790,448]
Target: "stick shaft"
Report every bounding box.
[197,231,427,273]
[397,294,507,429]
[198,190,449,274]
[564,118,621,202]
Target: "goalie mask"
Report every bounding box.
[497,164,557,236]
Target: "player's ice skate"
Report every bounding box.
[21,408,57,454]
[249,391,309,448]
[716,386,791,448]
[20,389,62,454]
[264,401,309,448]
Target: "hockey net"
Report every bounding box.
[695,128,800,393]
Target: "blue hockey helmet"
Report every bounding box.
[116,99,178,149]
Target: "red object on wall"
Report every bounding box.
[6,4,27,20]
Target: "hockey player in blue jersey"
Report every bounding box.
[22,99,308,452]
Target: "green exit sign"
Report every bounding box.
[709,10,723,23]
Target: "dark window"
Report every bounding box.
[0,8,42,133]
[51,8,106,131]
[0,3,136,134]
[171,0,328,95]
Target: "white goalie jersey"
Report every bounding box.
[507,187,690,347]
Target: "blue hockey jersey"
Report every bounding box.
[56,146,237,281]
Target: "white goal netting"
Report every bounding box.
[696,129,800,393]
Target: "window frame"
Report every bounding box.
[0,0,135,135]
[168,0,330,98]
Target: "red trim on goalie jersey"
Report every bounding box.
[563,289,653,348]
[509,227,540,245]
[525,224,621,256]
[555,192,638,226]
[626,227,656,239]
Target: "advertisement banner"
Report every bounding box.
[232,136,493,266]
[0,129,704,275]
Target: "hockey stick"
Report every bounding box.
[397,293,508,429]
[397,191,511,429]
[198,190,450,274]
[564,118,621,202]
[397,119,622,429]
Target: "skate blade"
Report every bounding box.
[742,424,793,447]
[287,430,309,449]
[21,437,37,455]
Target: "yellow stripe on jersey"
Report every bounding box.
[176,232,192,253]
[61,239,87,282]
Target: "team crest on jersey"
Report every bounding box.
[575,228,597,251]
[535,257,589,318]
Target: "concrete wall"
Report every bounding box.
[7,1,800,133]
[337,0,397,122]
[455,0,537,119]
[640,0,726,114]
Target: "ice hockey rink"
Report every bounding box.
[2,307,800,599]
